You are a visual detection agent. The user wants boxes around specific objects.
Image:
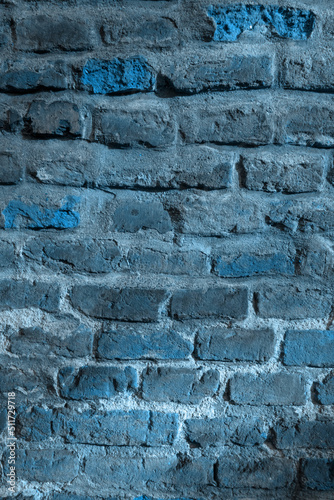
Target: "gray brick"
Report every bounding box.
[275,420,334,449]
[179,99,273,146]
[282,50,334,92]
[166,54,273,93]
[141,367,220,403]
[195,327,275,362]
[0,152,22,184]
[229,372,307,406]
[112,202,172,233]
[26,101,91,139]
[170,287,248,320]
[255,285,332,320]
[185,416,268,447]
[94,100,176,147]
[15,15,97,52]
[282,105,334,148]
[70,285,167,321]
[213,252,294,278]
[23,238,122,273]
[283,330,334,367]
[217,455,295,489]
[0,60,71,92]
[97,329,192,360]
[58,365,137,400]
[240,151,325,193]
[127,249,209,276]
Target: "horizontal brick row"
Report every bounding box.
[2,361,333,405]
[2,50,334,96]
[2,448,333,492]
[0,280,332,322]
[1,140,332,194]
[2,93,334,148]
[5,322,334,367]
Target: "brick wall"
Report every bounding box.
[0,0,334,499]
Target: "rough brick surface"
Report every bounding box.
[229,372,307,405]
[1,0,333,497]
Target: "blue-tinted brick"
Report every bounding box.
[283,330,334,367]
[81,57,155,94]
[301,458,334,490]
[214,253,294,277]
[3,196,80,229]
[208,5,315,41]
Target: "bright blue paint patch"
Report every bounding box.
[3,195,80,229]
[214,253,294,277]
[208,5,315,41]
[81,57,155,94]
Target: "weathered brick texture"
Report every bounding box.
[0,0,333,498]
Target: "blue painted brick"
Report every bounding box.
[213,253,294,277]
[283,330,334,367]
[3,196,80,229]
[208,5,315,41]
[81,57,155,94]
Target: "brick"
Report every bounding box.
[94,101,176,147]
[166,54,273,93]
[3,449,79,483]
[179,100,273,146]
[195,327,275,362]
[240,151,325,193]
[8,323,93,358]
[282,105,334,148]
[18,407,178,446]
[314,373,334,405]
[27,144,234,190]
[0,241,16,268]
[58,365,137,400]
[207,5,315,41]
[141,367,219,403]
[255,284,332,320]
[15,15,97,52]
[0,152,22,184]
[70,286,167,321]
[275,420,334,449]
[0,60,70,92]
[173,192,264,236]
[80,57,155,94]
[0,361,54,403]
[170,287,248,320]
[97,329,193,360]
[101,11,178,48]
[23,239,122,273]
[0,279,60,312]
[283,330,334,367]
[217,455,295,489]
[2,196,80,230]
[301,459,334,490]
[112,202,172,233]
[127,249,209,276]
[266,198,334,233]
[185,416,268,447]
[0,102,22,132]
[26,101,91,139]
[282,51,334,92]
[229,372,307,405]
[213,252,294,278]
[83,453,213,490]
